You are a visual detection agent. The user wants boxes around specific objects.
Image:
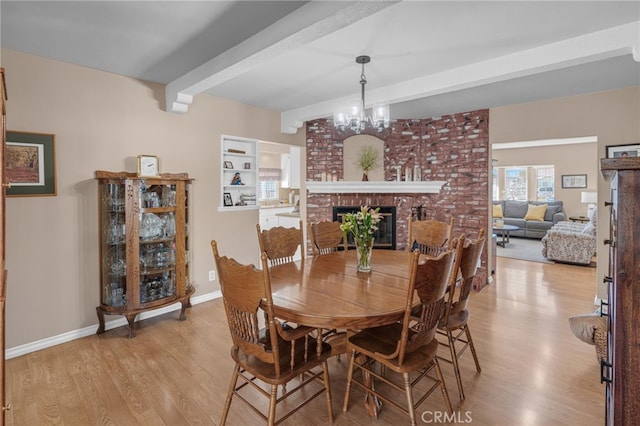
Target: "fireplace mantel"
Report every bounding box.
[306,180,446,194]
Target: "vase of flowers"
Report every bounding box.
[340,206,381,272]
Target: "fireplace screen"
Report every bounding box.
[333,206,396,250]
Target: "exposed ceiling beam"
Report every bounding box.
[280,20,640,133]
[164,0,399,113]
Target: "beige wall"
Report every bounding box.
[1,49,303,348]
[490,87,640,301]
[2,47,639,351]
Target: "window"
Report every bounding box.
[536,166,555,201]
[493,165,554,201]
[505,167,527,200]
[258,168,281,202]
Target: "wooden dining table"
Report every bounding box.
[268,249,417,419]
[268,249,416,330]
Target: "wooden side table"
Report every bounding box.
[569,216,590,223]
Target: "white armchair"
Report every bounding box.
[541,212,596,265]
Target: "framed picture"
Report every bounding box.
[243,162,251,170]
[606,143,640,158]
[6,131,57,197]
[223,192,233,207]
[223,161,234,169]
[561,174,587,189]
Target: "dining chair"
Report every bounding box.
[211,240,334,425]
[257,221,304,266]
[342,248,456,424]
[308,220,347,255]
[407,216,455,256]
[437,228,486,401]
[307,220,351,356]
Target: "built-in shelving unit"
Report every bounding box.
[220,135,259,211]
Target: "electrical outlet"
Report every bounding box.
[208,270,216,281]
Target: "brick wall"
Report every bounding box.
[305,110,490,278]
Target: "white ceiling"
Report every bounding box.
[2,1,639,134]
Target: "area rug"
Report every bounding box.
[496,236,555,264]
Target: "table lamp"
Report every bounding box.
[581,191,597,219]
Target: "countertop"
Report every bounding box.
[259,203,295,209]
[275,211,300,218]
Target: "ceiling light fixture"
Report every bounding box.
[334,55,389,134]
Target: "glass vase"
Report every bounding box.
[355,237,374,272]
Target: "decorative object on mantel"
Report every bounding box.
[333,55,389,134]
[340,206,381,272]
[356,146,379,181]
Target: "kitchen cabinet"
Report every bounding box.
[259,206,293,230]
[289,146,301,189]
[280,146,301,189]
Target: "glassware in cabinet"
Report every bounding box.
[95,171,194,338]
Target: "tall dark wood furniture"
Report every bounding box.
[600,158,640,426]
[95,171,194,338]
[0,66,9,425]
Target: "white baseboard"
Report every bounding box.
[5,290,222,360]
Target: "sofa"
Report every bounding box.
[492,200,566,239]
[541,211,597,265]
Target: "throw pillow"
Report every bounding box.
[568,313,606,345]
[493,204,503,218]
[524,203,547,221]
[543,204,562,222]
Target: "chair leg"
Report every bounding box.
[447,330,465,400]
[268,384,278,426]
[322,361,334,422]
[403,372,417,426]
[465,325,481,372]
[342,349,356,412]
[221,364,240,425]
[434,358,453,414]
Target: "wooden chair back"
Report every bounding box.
[309,220,346,255]
[211,240,282,373]
[443,229,485,323]
[407,216,455,256]
[256,221,304,266]
[397,249,456,366]
[212,240,334,424]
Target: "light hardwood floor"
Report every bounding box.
[6,257,604,425]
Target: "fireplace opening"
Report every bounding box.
[333,206,396,250]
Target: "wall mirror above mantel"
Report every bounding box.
[343,134,384,181]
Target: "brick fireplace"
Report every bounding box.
[333,206,396,250]
[305,110,490,284]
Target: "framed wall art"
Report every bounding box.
[223,192,233,206]
[6,131,57,197]
[606,143,640,158]
[561,174,587,189]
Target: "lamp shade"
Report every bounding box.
[581,191,597,204]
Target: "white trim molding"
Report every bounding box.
[306,180,446,194]
[6,291,222,360]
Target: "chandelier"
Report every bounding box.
[333,55,389,133]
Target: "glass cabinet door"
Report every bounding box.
[138,181,177,305]
[100,182,127,307]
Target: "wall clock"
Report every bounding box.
[137,155,159,177]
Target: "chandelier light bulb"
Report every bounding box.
[333,55,390,134]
